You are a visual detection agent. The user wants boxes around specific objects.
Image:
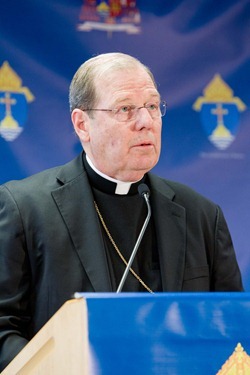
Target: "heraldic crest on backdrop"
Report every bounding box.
[193,74,247,150]
[0,61,34,142]
[78,0,141,34]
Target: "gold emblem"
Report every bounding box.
[216,343,250,374]
[193,74,246,110]
[0,61,34,141]
[193,74,246,150]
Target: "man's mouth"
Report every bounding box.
[135,141,153,147]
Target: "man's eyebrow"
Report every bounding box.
[114,93,160,105]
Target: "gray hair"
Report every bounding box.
[69,52,157,113]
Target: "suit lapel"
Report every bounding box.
[50,154,186,292]
[51,154,112,292]
[148,174,186,291]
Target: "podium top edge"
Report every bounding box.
[74,291,248,301]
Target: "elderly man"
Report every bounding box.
[0,52,243,370]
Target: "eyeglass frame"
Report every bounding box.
[80,100,167,122]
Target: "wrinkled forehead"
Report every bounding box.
[97,64,158,95]
[94,65,159,104]
[90,56,157,88]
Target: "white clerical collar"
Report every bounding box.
[86,155,140,195]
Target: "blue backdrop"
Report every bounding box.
[0,0,249,289]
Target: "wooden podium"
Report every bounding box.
[1,299,89,375]
[1,293,250,374]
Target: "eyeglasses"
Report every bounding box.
[81,100,167,122]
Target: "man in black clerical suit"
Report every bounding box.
[0,52,243,370]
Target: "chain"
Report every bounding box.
[94,201,153,294]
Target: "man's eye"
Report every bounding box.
[147,103,158,111]
[119,106,132,113]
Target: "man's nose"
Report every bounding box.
[134,107,154,128]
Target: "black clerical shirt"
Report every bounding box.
[83,156,162,292]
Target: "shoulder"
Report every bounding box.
[1,166,60,200]
[148,173,218,211]
[0,153,85,200]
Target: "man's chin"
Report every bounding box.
[132,159,158,175]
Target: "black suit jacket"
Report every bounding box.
[0,152,243,370]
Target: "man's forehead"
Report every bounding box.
[100,65,152,83]
[98,70,157,96]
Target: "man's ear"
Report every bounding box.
[71,109,90,142]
